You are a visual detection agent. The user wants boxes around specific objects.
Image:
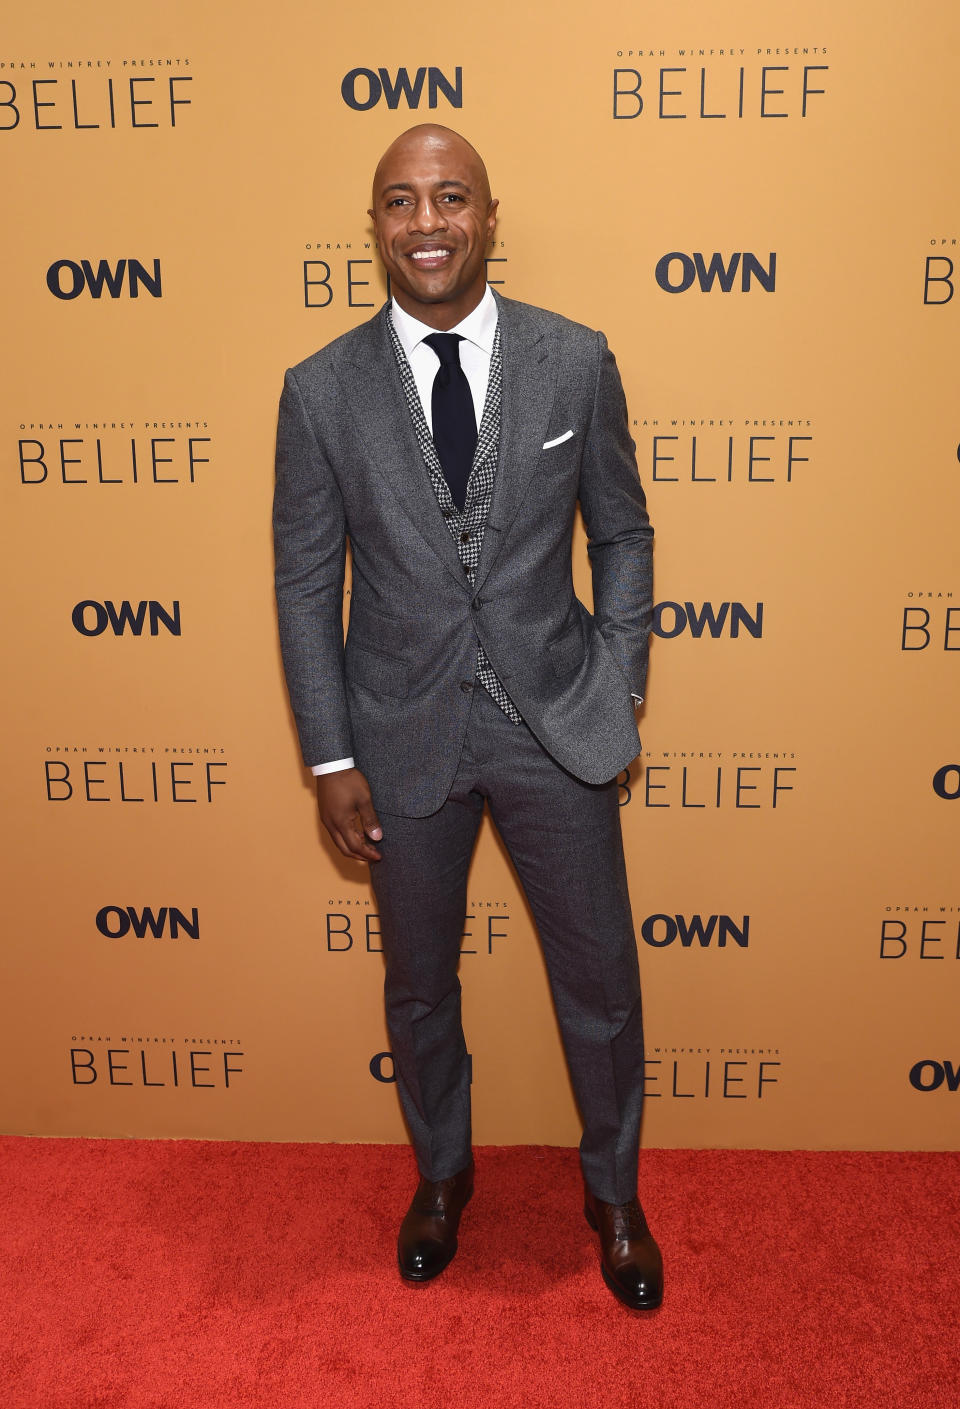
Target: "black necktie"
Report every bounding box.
[423,332,477,511]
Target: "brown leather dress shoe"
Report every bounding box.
[584,1188,664,1310]
[397,1160,474,1282]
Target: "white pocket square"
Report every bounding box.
[542,430,574,450]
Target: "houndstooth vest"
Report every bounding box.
[385,309,522,723]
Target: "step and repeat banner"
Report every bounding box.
[3,1,957,1151]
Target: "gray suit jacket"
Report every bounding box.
[273,291,653,817]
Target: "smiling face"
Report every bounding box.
[368,125,498,330]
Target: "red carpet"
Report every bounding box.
[1,1139,957,1409]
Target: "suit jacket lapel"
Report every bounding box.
[335,306,467,586]
[475,293,559,592]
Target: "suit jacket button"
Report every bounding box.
[460,680,474,692]
[472,598,482,610]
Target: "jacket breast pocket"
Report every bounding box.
[346,642,409,699]
[539,432,580,481]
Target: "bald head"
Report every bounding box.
[371,124,492,208]
[367,124,498,331]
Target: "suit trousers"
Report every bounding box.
[369,682,645,1205]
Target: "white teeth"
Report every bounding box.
[411,249,450,261]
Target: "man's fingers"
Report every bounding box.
[357,800,383,842]
[328,819,381,862]
[316,768,382,861]
[328,825,354,860]
[342,807,382,861]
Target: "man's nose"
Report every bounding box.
[410,197,447,233]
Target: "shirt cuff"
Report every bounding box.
[310,757,355,776]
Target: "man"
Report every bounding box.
[273,124,662,1310]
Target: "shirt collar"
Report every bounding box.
[390,284,498,360]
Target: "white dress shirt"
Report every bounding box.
[390,283,498,434]
[311,287,498,776]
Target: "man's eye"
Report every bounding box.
[441,193,465,203]
[387,197,410,207]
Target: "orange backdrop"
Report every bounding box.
[3,0,958,1151]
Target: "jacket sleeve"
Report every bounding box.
[273,367,355,767]
[577,331,654,698]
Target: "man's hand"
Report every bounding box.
[315,768,383,862]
